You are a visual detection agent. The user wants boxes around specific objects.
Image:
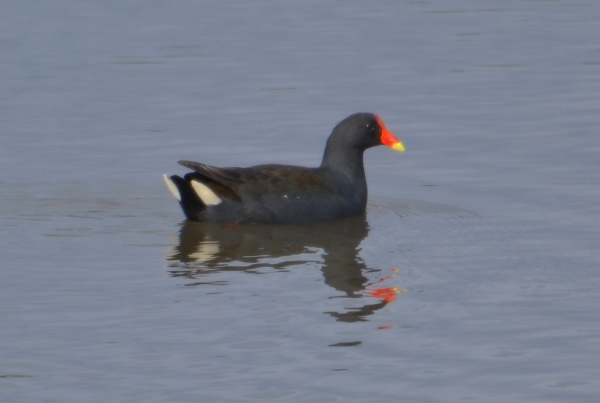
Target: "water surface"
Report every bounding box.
[2,1,600,402]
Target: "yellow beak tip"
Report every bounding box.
[392,142,406,152]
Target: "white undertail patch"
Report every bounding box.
[163,174,181,202]
[191,180,222,206]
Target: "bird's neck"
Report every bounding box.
[320,144,367,184]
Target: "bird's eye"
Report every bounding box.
[366,122,375,131]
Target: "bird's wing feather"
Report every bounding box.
[178,160,334,197]
[179,160,245,185]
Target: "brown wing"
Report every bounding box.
[178,160,335,198]
[179,160,244,185]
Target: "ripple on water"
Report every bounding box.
[369,197,483,220]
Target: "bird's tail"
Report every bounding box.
[163,174,205,220]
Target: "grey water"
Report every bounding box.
[2,1,600,402]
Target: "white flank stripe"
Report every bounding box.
[191,180,222,206]
[163,174,181,201]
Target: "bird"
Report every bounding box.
[163,112,405,224]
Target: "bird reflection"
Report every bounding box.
[165,214,401,322]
